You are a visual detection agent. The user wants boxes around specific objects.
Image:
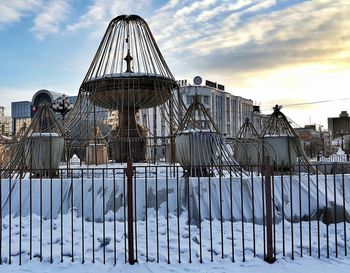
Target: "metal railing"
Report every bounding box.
[0,161,349,265]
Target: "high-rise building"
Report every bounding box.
[328,111,350,138]
[327,111,350,152]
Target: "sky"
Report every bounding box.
[0,0,349,128]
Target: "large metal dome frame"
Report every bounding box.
[67,14,180,163]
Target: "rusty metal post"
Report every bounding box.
[263,156,276,263]
[126,158,135,264]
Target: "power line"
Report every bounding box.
[262,97,350,110]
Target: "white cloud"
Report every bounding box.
[31,0,70,39]
[66,0,151,33]
[0,0,41,28]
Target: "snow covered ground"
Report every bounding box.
[1,168,350,272]
[2,255,350,273]
[0,212,349,272]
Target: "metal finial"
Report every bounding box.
[124,49,133,73]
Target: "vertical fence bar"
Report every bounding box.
[186,172,191,263]
[307,165,311,256]
[342,164,347,256]
[134,167,138,262]
[156,165,160,263]
[298,161,303,257]
[81,169,84,263]
[281,171,285,256]
[333,162,338,258]
[290,170,294,260]
[39,172,42,262]
[209,169,213,262]
[272,168,276,258]
[219,167,224,259]
[0,171,2,264]
[261,170,266,258]
[264,157,275,263]
[19,174,22,265]
[30,172,32,260]
[9,173,12,264]
[92,169,95,263]
[240,168,245,262]
[167,168,171,264]
[145,167,148,262]
[333,164,338,258]
[251,166,255,257]
[50,175,53,263]
[230,169,235,262]
[325,165,329,258]
[177,167,181,263]
[113,169,117,265]
[103,169,106,264]
[316,165,320,258]
[61,170,63,263]
[123,169,127,263]
[126,158,135,264]
[198,175,202,263]
[71,169,74,262]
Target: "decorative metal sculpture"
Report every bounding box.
[261,105,316,173]
[79,15,177,162]
[52,94,73,116]
[1,103,65,178]
[175,94,242,176]
[232,118,277,167]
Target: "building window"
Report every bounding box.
[203,96,209,105]
[186,95,192,104]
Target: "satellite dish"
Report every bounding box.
[193,76,202,85]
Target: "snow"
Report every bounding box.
[88,72,168,81]
[1,215,350,272]
[31,133,60,137]
[337,148,346,156]
[2,256,350,273]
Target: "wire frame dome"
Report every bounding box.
[1,103,65,178]
[80,14,177,110]
[175,95,243,176]
[229,118,277,169]
[261,105,317,173]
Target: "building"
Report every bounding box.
[11,89,77,134]
[140,77,262,160]
[251,105,269,134]
[0,106,12,136]
[294,125,328,157]
[11,100,32,134]
[328,111,350,153]
[143,77,262,139]
[178,78,254,137]
[328,111,350,138]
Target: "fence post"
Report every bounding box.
[126,158,135,264]
[263,156,276,263]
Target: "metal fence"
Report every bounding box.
[0,161,349,265]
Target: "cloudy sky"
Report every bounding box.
[0,0,349,128]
